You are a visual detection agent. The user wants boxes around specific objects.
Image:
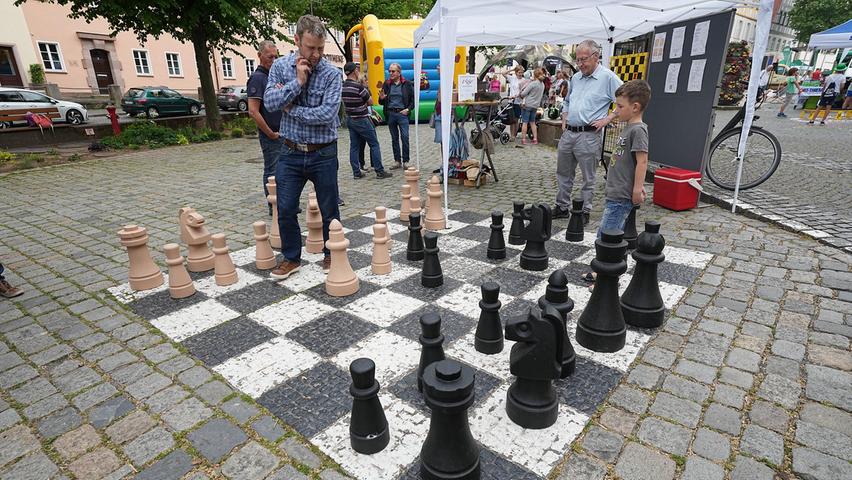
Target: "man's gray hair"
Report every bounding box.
[257,40,276,53]
[577,39,601,57]
[388,62,402,72]
[296,15,327,39]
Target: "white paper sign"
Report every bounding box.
[687,59,706,92]
[457,74,477,102]
[670,27,686,59]
[665,63,681,93]
[691,21,710,56]
[652,32,666,62]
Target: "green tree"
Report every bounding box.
[17,0,289,130]
[789,0,852,44]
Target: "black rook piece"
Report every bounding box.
[623,205,639,250]
[487,211,507,260]
[421,231,443,287]
[576,230,628,352]
[537,270,576,378]
[621,221,666,328]
[504,306,564,429]
[475,282,503,354]
[564,199,585,242]
[407,213,425,261]
[420,360,480,480]
[418,312,446,392]
[349,358,390,454]
[519,204,552,271]
[508,201,525,245]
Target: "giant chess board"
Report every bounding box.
[108,208,713,479]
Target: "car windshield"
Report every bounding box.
[219,87,234,94]
[126,88,145,98]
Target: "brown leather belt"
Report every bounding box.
[284,139,332,152]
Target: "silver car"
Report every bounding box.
[217,86,248,112]
[0,87,88,128]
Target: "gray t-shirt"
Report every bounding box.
[605,122,648,202]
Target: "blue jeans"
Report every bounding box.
[259,133,283,201]
[0,262,4,280]
[597,199,634,239]
[276,142,340,262]
[347,116,384,175]
[386,111,410,163]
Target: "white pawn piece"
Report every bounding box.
[179,207,215,272]
[424,175,446,231]
[325,219,359,296]
[211,233,239,286]
[400,184,412,223]
[410,187,422,217]
[118,225,164,291]
[375,206,391,247]
[405,166,420,201]
[266,176,282,249]
[163,243,195,299]
[252,221,276,270]
[371,224,392,275]
[306,192,325,254]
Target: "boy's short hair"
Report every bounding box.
[615,80,651,111]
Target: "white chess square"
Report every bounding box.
[444,331,514,379]
[330,330,420,385]
[213,336,322,398]
[664,246,714,268]
[355,263,420,288]
[660,282,688,309]
[569,322,651,373]
[441,219,468,234]
[434,235,479,255]
[343,290,425,328]
[193,270,264,298]
[151,299,240,342]
[358,222,408,237]
[277,262,326,292]
[435,283,515,320]
[504,257,569,277]
[441,257,497,282]
[249,294,335,335]
[230,246,257,267]
[364,207,401,220]
[107,275,169,304]
[473,217,525,251]
[301,250,326,264]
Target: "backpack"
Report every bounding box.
[821,81,838,102]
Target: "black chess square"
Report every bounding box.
[216,279,293,315]
[188,269,216,281]
[548,242,590,262]
[399,446,541,480]
[181,316,278,366]
[128,289,209,319]
[388,305,477,346]
[555,356,624,415]
[344,230,374,249]
[303,280,381,309]
[500,298,538,320]
[448,211,491,224]
[452,224,494,242]
[459,245,521,265]
[561,262,594,287]
[387,274,463,303]
[342,215,376,231]
[657,262,701,287]
[474,267,543,298]
[286,311,379,357]
[388,362,501,415]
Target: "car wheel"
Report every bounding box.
[0,121,10,129]
[146,106,159,119]
[238,100,248,112]
[66,109,85,125]
[189,104,200,115]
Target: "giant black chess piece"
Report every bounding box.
[508,201,525,246]
[564,199,585,242]
[537,270,576,378]
[420,360,480,480]
[504,306,564,429]
[487,211,506,260]
[418,312,446,392]
[518,204,552,271]
[349,358,390,454]
[422,231,443,287]
[621,221,666,328]
[576,230,628,352]
[623,205,639,250]
[407,213,425,261]
[475,282,503,354]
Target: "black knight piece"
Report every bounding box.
[621,221,666,328]
[576,230,628,352]
[537,270,576,378]
[508,201,525,245]
[564,199,585,242]
[421,231,443,287]
[487,211,507,260]
[623,205,639,250]
[504,306,564,429]
[418,312,446,392]
[420,360,480,480]
[407,213,425,261]
[475,282,503,354]
[518,203,552,271]
[349,358,390,454]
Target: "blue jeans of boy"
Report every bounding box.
[386,111,410,164]
[347,117,385,176]
[597,199,635,239]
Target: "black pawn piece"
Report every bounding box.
[487,211,506,260]
[519,204,552,271]
[421,232,443,287]
[420,360,480,480]
[475,282,503,354]
[623,205,639,250]
[576,230,628,353]
[537,270,576,378]
[407,213,425,261]
[621,221,666,328]
[564,199,585,242]
[508,201,525,245]
[349,358,390,454]
[418,312,446,392]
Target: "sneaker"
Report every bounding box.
[0,279,24,298]
[353,173,364,179]
[361,166,372,173]
[322,256,331,273]
[819,121,826,125]
[531,139,539,145]
[521,138,528,145]
[582,212,590,226]
[552,205,571,219]
[807,121,814,125]
[389,162,402,170]
[270,260,300,280]
[376,170,393,179]
[777,112,787,117]
[432,168,442,174]
[402,162,410,170]
[338,198,346,206]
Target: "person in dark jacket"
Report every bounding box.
[379,62,415,169]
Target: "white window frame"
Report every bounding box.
[222,56,234,79]
[37,41,65,72]
[245,58,256,78]
[165,52,183,77]
[133,49,152,76]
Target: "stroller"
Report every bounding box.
[472,97,514,145]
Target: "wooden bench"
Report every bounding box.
[0,107,62,128]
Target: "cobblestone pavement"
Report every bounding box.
[1,125,850,479]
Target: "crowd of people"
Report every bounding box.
[762,62,850,123]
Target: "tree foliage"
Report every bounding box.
[789,0,852,44]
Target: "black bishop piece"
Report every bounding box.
[537,270,576,378]
[421,231,443,287]
[576,230,628,352]
[417,312,446,392]
[508,201,525,245]
[407,212,425,261]
[564,199,585,242]
[621,221,666,328]
[348,358,390,454]
[487,211,506,260]
[474,282,503,354]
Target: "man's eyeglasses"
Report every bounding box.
[389,69,400,73]
[576,54,598,63]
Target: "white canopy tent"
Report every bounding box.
[411,0,773,212]
[807,19,852,50]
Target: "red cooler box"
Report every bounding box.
[653,168,702,211]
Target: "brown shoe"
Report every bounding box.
[0,279,24,298]
[322,256,331,274]
[270,260,300,280]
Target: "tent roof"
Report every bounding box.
[808,19,852,49]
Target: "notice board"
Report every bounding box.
[643,10,734,172]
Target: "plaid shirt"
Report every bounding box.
[264,53,341,144]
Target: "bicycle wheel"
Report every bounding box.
[704,126,781,191]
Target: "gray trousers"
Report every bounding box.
[556,130,601,212]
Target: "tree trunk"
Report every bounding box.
[191,25,222,131]
[344,38,353,63]
[468,46,478,74]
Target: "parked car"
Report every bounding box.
[217,86,248,111]
[121,87,202,118]
[0,87,88,128]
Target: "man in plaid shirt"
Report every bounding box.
[264,15,342,280]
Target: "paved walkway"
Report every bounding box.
[0,127,850,480]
